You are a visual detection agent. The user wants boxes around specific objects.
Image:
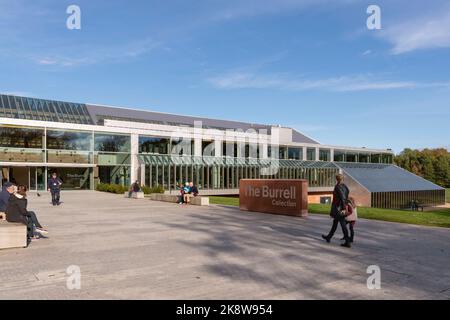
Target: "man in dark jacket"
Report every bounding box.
[0,182,15,212]
[48,172,63,206]
[322,174,352,248]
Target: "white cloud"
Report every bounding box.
[30,38,160,68]
[382,10,450,54]
[207,0,357,22]
[1,91,34,97]
[207,72,446,92]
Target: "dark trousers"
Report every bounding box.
[327,214,350,241]
[25,211,43,239]
[51,190,60,205]
[348,222,354,241]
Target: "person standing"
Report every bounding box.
[322,174,352,248]
[48,172,63,206]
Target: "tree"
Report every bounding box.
[395,148,450,188]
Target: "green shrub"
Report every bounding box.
[141,185,165,194]
[96,183,128,194]
[96,183,164,195]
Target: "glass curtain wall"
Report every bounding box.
[46,129,93,164]
[0,125,45,162]
[94,133,131,186]
[140,155,339,192]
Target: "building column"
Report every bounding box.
[194,138,202,156]
[315,147,320,161]
[330,149,335,162]
[262,142,268,159]
[130,133,139,183]
[302,147,307,161]
[214,139,222,157]
[140,163,146,186]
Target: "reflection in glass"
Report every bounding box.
[94,133,131,152]
[279,146,287,160]
[47,129,92,150]
[334,150,345,162]
[139,136,169,154]
[346,152,358,162]
[319,149,330,162]
[0,148,45,162]
[47,167,92,190]
[307,148,316,161]
[288,148,302,160]
[0,126,44,148]
[47,150,92,164]
[359,153,370,163]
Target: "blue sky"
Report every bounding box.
[0,0,449,153]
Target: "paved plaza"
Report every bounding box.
[0,191,449,300]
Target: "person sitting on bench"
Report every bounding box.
[128,180,141,198]
[189,182,199,197]
[182,182,192,204]
[6,185,48,244]
[0,182,15,217]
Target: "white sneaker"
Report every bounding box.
[36,228,49,235]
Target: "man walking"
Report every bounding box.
[322,174,352,248]
[48,172,63,206]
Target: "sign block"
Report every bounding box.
[239,179,308,217]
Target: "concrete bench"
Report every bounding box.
[123,191,145,199]
[149,194,209,206]
[0,221,27,250]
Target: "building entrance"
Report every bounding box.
[0,166,46,191]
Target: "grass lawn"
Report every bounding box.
[210,196,450,228]
[446,189,450,203]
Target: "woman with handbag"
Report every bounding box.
[322,174,352,248]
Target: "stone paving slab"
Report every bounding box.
[0,191,449,300]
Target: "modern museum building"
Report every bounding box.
[0,94,445,209]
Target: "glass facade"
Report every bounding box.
[319,149,330,162]
[333,149,393,164]
[371,190,445,209]
[171,138,194,155]
[307,148,316,161]
[279,147,288,160]
[288,148,302,160]
[93,133,131,187]
[139,136,169,154]
[0,121,394,192]
[94,133,130,152]
[48,167,92,190]
[223,142,237,158]
[0,94,93,124]
[140,155,339,191]
[0,125,45,162]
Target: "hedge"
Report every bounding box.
[96,183,165,195]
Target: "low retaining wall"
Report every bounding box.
[0,221,27,250]
[123,192,145,199]
[149,194,209,206]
